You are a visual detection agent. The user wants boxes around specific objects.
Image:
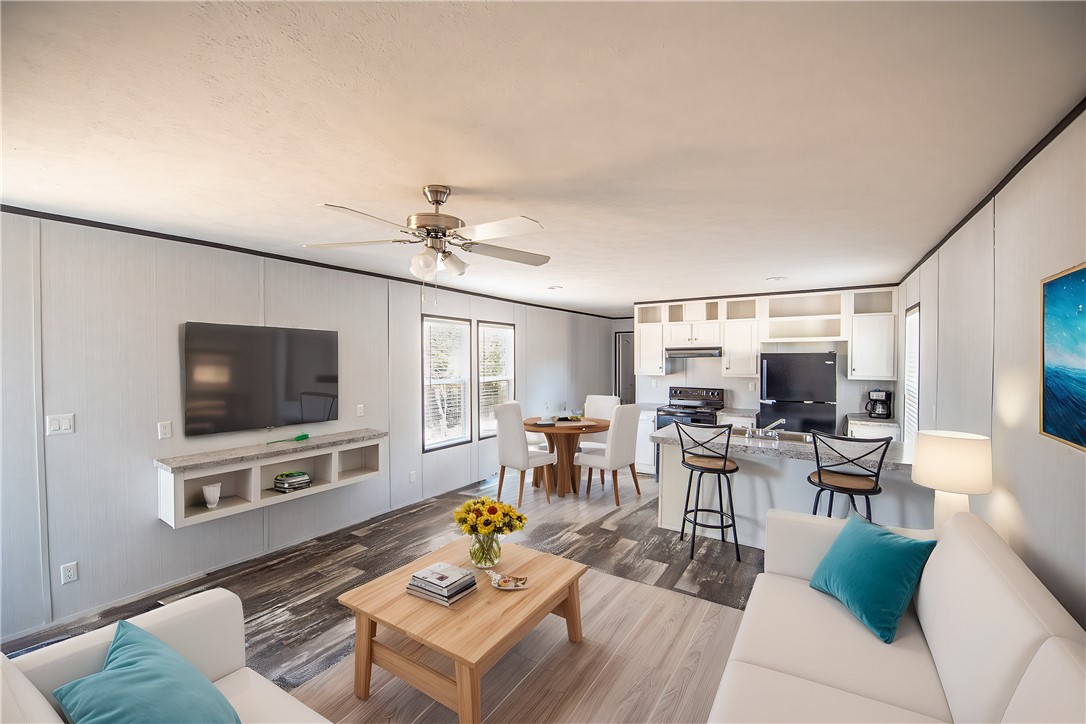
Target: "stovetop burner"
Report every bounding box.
[662,386,726,411]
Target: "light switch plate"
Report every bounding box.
[46,414,75,436]
[356,404,365,417]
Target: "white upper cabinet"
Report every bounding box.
[849,313,896,380]
[723,319,759,376]
[665,321,721,347]
[636,323,664,375]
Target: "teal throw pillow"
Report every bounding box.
[810,512,937,644]
[53,620,240,724]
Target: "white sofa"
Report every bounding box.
[1,588,327,724]
[710,510,1086,723]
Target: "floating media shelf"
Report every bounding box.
[155,428,387,529]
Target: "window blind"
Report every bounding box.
[478,323,515,438]
[423,317,471,450]
[903,306,921,456]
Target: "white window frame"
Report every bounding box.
[422,316,472,452]
[477,321,516,440]
[903,304,921,455]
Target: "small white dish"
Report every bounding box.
[486,571,528,590]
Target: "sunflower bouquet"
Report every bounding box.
[453,496,526,568]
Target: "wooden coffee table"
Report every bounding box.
[338,539,588,724]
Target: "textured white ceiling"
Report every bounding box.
[3,2,1084,317]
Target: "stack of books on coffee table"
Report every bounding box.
[406,562,477,606]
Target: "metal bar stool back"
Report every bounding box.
[807,431,892,520]
[674,422,741,561]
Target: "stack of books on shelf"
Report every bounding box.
[406,562,477,606]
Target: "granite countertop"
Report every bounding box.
[650,425,912,471]
[716,407,758,419]
[155,428,389,473]
[846,413,900,427]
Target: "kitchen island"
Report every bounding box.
[651,425,934,550]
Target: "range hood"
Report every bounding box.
[665,346,723,359]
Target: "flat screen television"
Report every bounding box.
[183,322,338,436]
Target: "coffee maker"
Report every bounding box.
[865,389,893,419]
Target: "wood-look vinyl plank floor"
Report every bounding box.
[4,470,761,696]
[292,568,743,724]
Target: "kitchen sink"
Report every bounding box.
[735,428,814,443]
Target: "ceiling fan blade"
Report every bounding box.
[322,203,415,234]
[461,242,550,266]
[455,215,543,242]
[303,239,406,249]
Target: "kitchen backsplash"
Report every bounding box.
[635,342,896,434]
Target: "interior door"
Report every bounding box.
[615,332,635,403]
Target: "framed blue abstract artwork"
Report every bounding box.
[1041,261,1086,451]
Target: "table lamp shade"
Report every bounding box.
[912,430,993,495]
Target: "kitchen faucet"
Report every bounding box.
[757,418,787,439]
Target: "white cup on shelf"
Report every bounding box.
[202,482,222,509]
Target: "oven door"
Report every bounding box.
[656,411,716,429]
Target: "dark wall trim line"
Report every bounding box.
[0,204,621,321]
[635,282,894,307]
[899,95,1086,283]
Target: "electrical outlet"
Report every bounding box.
[46,414,75,436]
[356,404,365,417]
[409,471,417,483]
[61,562,78,584]
[748,382,757,392]
[157,421,173,440]
[860,385,869,395]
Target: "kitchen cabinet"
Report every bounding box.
[848,417,900,442]
[723,319,759,376]
[636,324,664,375]
[664,321,721,347]
[635,411,657,474]
[850,313,896,380]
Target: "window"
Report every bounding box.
[423,316,471,450]
[903,305,921,455]
[477,322,515,439]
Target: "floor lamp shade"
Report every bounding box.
[912,430,993,495]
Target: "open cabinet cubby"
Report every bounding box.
[726,299,756,320]
[853,290,895,314]
[156,429,387,529]
[768,293,841,318]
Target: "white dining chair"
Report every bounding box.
[579,394,620,487]
[495,401,557,506]
[574,404,641,506]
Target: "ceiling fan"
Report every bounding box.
[304,185,549,281]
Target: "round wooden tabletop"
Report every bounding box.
[522,417,609,434]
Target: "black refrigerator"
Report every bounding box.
[758,352,838,434]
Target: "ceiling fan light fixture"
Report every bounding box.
[443,252,469,277]
[411,246,438,274]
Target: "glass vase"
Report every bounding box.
[469,533,501,569]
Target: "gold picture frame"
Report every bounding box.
[1040,260,1086,452]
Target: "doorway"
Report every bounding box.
[615,332,635,404]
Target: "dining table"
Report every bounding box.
[522,417,610,498]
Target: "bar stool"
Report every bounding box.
[675,422,741,562]
[807,431,892,521]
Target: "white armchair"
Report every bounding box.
[574,404,641,505]
[496,401,557,506]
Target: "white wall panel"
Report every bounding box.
[422,443,471,498]
[918,255,940,431]
[987,114,1085,625]
[262,261,391,549]
[38,223,267,623]
[524,307,570,417]
[388,282,423,508]
[1,215,50,637]
[937,202,994,435]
